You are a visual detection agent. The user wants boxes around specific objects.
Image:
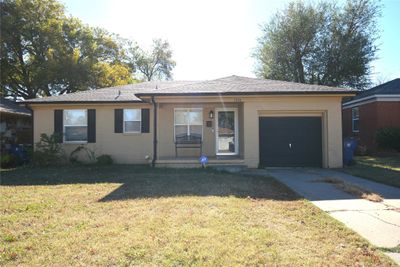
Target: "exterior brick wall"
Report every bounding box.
[342,101,400,151]
[342,107,354,139]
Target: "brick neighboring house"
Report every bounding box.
[342,78,400,152]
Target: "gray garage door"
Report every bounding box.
[259,117,322,167]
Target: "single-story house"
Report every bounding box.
[0,98,32,154]
[24,76,354,168]
[342,78,400,152]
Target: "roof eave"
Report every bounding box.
[23,100,145,104]
[0,110,32,116]
[343,94,400,108]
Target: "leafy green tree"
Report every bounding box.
[1,0,133,99]
[254,0,381,89]
[46,21,134,94]
[1,0,65,98]
[132,39,176,81]
[92,62,135,88]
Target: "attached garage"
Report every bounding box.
[259,117,322,167]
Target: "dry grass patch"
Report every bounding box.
[0,165,395,266]
[340,156,400,188]
[314,177,383,202]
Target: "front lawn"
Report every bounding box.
[0,165,395,266]
[341,156,400,188]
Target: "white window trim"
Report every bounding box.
[64,109,88,143]
[352,107,359,133]
[173,108,203,141]
[123,109,141,133]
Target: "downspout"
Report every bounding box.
[23,104,34,167]
[151,96,157,167]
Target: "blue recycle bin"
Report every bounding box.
[343,137,358,165]
[9,144,29,164]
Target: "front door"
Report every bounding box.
[216,108,238,155]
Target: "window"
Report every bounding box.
[174,108,203,140]
[124,109,141,133]
[64,110,87,142]
[352,107,359,132]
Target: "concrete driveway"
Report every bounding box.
[261,168,400,263]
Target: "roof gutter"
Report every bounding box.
[22,100,144,105]
[135,91,356,97]
[343,94,400,108]
[0,110,32,116]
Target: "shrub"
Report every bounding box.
[33,133,65,166]
[1,154,17,169]
[69,145,96,164]
[376,127,400,152]
[96,154,113,165]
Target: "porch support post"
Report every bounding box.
[151,96,157,167]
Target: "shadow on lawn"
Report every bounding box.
[99,174,299,201]
[0,165,300,201]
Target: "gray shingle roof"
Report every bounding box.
[0,98,31,116]
[24,76,355,104]
[136,76,355,96]
[344,78,400,102]
[23,81,200,103]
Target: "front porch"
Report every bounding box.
[155,101,244,162]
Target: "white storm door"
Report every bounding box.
[215,108,238,155]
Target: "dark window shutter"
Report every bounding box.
[54,109,63,143]
[87,109,96,143]
[141,109,150,133]
[114,109,123,133]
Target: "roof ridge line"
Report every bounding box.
[212,75,352,90]
[154,80,207,91]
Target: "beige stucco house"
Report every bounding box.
[24,76,355,168]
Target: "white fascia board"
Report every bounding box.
[342,94,400,109]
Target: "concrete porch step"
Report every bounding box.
[155,157,245,168]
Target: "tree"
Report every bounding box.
[254,0,381,89]
[92,62,134,88]
[1,0,65,99]
[46,22,135,94]
[132,39,176,81]
[1,0,133,99]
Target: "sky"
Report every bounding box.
[62,0,400,84]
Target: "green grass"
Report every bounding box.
[0,165,396,266]
[341,156,400,188]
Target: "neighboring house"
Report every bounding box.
[342,78,400,152]
[0,98,32,153]
[24,76,354,168]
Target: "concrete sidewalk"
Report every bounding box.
[254,168,400,264]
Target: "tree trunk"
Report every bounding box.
[295,50,305,83]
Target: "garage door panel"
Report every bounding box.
[259,117,322,167]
